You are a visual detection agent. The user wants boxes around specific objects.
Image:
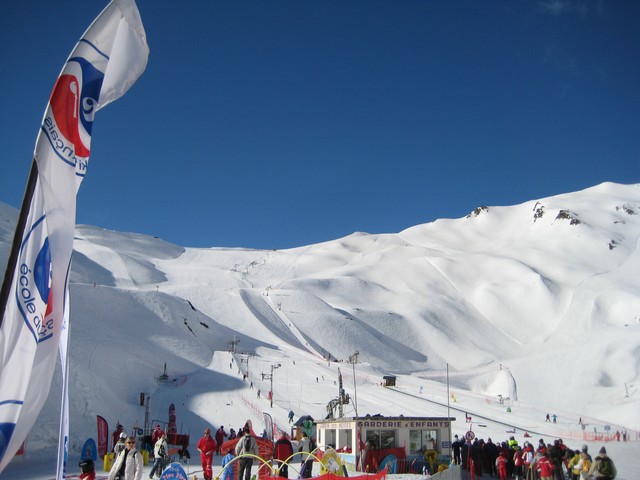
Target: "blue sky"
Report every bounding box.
[1,0,639,249]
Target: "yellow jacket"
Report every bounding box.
[568,453,581,475]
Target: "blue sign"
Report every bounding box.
[160,462,188,480]
[81,438,97,461]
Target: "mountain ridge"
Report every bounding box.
[1,182,639,465]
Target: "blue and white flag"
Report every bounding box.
[0,0,148,474]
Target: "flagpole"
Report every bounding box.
[56,326,70,480]
[0,159,39,326]
[53,280,72,480]
[447,363,452,461]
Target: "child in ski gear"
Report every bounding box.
[220,450,235,480]
[112,424,124,450]
[79,459,96,480]
[114,432,127,458]
[179,445,191,464]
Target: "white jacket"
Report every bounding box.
[154,438,168,458]
[297,436,314,461]
[108,448,143,480]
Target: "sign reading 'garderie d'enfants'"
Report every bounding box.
[357,419,450,428]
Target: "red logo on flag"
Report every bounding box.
[50,74,90,158]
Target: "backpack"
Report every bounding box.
[598,457,613,477]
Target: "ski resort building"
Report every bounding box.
[315,415,454,472]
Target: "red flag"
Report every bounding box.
[97,415,109,458]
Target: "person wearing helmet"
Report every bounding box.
[114,432,128,457]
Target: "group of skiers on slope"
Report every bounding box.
[452,434,617,480]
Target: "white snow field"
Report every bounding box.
[0,182,638,479]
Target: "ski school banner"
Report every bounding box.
[81,438,98,461]
[160,462,188,480]
[0,0,148,475]
[97,415,109,458]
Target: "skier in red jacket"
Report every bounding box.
[495,451,508,480]
[536,452,554,480]
[273,432,294,478]
[197,428,217,480]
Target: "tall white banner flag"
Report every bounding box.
[0,0,148,474]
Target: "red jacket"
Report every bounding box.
[513,451,523,467]
[522,446,534,465]
[215,427,227,445]
[273,436,294,461]
[496,455,508,473]
[197,435,217,457]
[537,456,554,477]
[152,426,165,444]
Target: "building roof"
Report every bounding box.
[293,415,315,427]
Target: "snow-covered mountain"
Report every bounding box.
[1,182,639,478]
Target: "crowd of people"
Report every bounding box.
[105,419,619,480]
[451,434,617,480]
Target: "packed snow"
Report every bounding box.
[0,182,638,479]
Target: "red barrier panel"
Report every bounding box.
[314,467,388,480]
